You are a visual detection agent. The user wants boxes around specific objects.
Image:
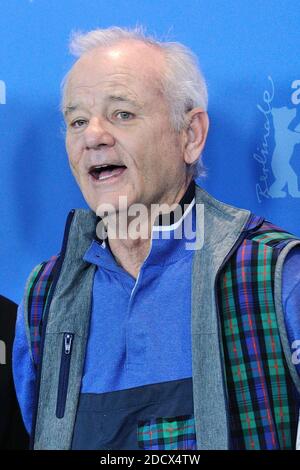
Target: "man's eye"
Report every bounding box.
[115,111,134,120]
[70,119,87,128]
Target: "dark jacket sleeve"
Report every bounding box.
[0,295,29,449]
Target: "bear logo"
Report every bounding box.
[269,106,300,198]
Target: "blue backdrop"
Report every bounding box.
[1,0,300,303]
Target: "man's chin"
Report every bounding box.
[90,193,131,218]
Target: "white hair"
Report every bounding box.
[61,26,208,177]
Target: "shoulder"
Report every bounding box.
[24,255,60,304]
[0,295,18,317]
[25,254,60,304]
[0,296,18,359]
[194,182,299,243]
[0,295,17,311]
[21,255,61,367]
[228,219,300,271]
[24,256,60,326]
[244,219,300,246]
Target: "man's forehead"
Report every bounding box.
[67,41,165,90]
[65,63,164,113]
[65,78,147,106]
[63,87,145,116]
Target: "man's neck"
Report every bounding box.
[105,177,195,279]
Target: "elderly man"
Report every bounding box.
[13,27,300,450]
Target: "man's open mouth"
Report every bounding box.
[88,164,127,181]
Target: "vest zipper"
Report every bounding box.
[56,332,74,419]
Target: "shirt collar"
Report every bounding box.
[155,179,195,227]
[84,179,196,272]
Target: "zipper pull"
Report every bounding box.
[64,333,73,355]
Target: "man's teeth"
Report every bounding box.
[98,173,115,180]
[89,164,126,181]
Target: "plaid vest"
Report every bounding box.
[217,217,300,449]
[26,216,300,449]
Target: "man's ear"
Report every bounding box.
[183,108,209,166]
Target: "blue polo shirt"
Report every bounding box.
[70,193,197,449]
[81,199,196,394]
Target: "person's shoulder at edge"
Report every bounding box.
[0,295,29,448]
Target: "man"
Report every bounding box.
[0,295,28,449]
[13,27,300,450]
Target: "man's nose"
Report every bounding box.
[84,117,115,149]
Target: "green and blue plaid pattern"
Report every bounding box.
[218,219,300,449]
[138,415,196,450]
[27,255,59,366]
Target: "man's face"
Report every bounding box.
[64,41,188,214]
